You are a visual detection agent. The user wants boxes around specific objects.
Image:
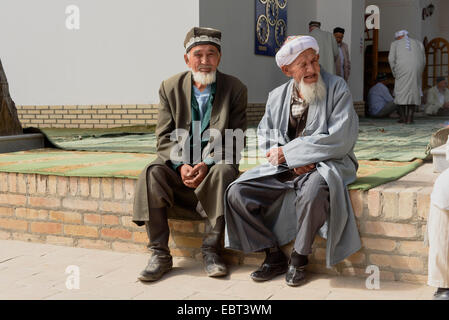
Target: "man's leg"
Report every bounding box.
[397,105,407,123]
[406,104,416,124]
[226,172,297,281]
[286,170,329,286]
[139,164,197,282]
[372,101,398,118]
[196,164,239,277]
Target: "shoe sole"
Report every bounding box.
[205,266,228,277]
[286,278,306,287]
[137,266,172,282]
[250,269,287,282]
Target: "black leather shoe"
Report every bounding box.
[285,264,307,287]
[250,261,288,282]
[433,288,449,300]
[203,251,228,277]
[138,253,173,282]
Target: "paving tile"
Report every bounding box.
[0,240,434,300]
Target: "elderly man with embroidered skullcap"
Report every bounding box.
[224,36,361,286]
[132,27,247,282]
[388,30,426,124]
[333,27,351,82]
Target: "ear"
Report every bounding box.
[184,53,189,66]
[281,65,290,77]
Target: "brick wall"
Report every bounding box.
[16,102,366,129]
[16,105,159,129]
[0,171,429,284]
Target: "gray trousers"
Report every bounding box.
[371,101,398,118]
[226,169,329,255]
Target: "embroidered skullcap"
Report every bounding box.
[333,27,345,34]
[184,27,221,53]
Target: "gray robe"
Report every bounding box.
[388,37,426,105]
[310,28,339,75]
[224,70,361,268]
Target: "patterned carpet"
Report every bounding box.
[1,117,446,191]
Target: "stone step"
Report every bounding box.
[0,163,439,284]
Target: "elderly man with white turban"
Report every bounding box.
[224,36,361,286]
[388,30,426,124]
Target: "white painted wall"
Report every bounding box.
[0,0,199,106]
[366,0,421,51]
[420,0,440,42]
[199,0,316,103]
[435,0,449,41]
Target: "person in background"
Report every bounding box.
[388,30,426,124]
[425,76,449,116]
[309,21,339,75]
[368,73,398,118]
[333,27,351,82]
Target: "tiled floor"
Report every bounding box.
[0,239,435,300]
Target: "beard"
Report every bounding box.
[297,74,327,104]
[192,69,216,86]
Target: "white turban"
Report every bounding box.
[395,30,411,50]
[395,30,409,38]
[275,35,319,68]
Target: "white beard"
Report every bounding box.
[192,70,216,86]
[297,74,327,104]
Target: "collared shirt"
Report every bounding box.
[288,84,309,140]
[193,85,211,123]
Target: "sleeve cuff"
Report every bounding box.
[171,161,183,171]
[203,157,215,169]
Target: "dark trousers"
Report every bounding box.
[226,169,329,255]
[145,164,233,254]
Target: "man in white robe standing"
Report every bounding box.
[224,36,361,286]
[388,30,426,124]
[309,21,339,75]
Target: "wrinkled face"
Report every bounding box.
[437,80,448,90]
[334,32,344,44]
[281,48,320,85]
[184,44,221,74]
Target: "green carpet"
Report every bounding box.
[1,118,445,191]
[38,117,448,162]
[355,117,448,161]
[0,149,423,191]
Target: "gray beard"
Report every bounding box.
[192,70,216,86]
[297,74,327,104]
